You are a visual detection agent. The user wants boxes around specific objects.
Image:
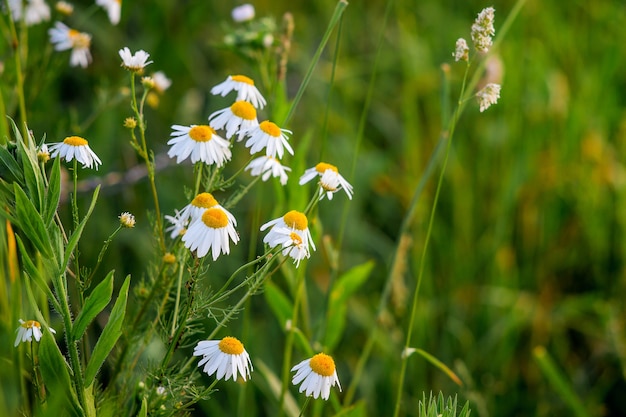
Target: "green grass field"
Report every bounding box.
[1,0,626,416]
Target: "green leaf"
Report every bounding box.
[72,270,115,341]
[12,119,44,212]
[325,260,374,349]
[15,235,62,313]
[84,275,130,387]
[63,185,100,271]
[44,157,61,226]
[39,331,84,417]
[138,397,148,417]
[264,281,293,328]
[14,183,53,258]
[0,143,24,184]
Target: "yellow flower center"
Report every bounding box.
[192,192,218,209]
[290,232,302,246]
[189,125,215,142]
[309,353,335,377]
[231,75,254,85]
[63,136,88,147]
[282,210,307,231]
[259,120,281,137]
[219,336,244,355]
[22,320,41,329]
[230,101,257,121]
[201,208,228,229]
[315,162,338,174]
[69,30,91,49]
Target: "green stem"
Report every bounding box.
[298,397,312,417]
[129,73,165,253]
[85,226,122,288]
[278,271,306,417]
[4,3,28,140]
[281,0,348,126]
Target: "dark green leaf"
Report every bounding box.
[72,270,115,341]
[14,183,53,258]
[264,281,293,328]
[84,275,130,387]
[12,119,44,212]
[63,185,100,271]
[325,260,374,350]
[39,331,84,417]
[0,143,24,184]
[44,157,61,226]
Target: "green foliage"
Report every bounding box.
[72,270,115,341]
[418,392,471,417]
[84,275,130,387]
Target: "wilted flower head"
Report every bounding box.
[119,47,152,72]
[476,83,501,112]
[471,7,495,53]
[48,22,92,68]
[453,38,469,62]
[231,4,255,22]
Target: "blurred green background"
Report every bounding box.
[3,0,626,415]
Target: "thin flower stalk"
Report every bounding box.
[128,71,166,252]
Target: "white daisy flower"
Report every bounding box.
[167,124,232,166]
[245,156,291,185]
[14,319,56,347]
[48,22,92,68]
[209,101,259,141]
[37,143,50,163]
[177,192,237,226]
[476,83,501,112]
[48,136,102,170]
[165,209,188,238]
[291,353,341,400]
[96,0,120,25]
[231,4,254,23]
[9,0,51,25]
[152,71,172,94]
[182,207,239,260]
[193,336,253,382]
[119,47,152,72]
[260,210,315,255]
[211,75,266,109]
[244,120,294,158]
[299,162,353,200]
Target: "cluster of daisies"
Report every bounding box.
[164,73,353,265]
[453,6,501,112]
[193,336,341,401]
[7,0,121,68]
